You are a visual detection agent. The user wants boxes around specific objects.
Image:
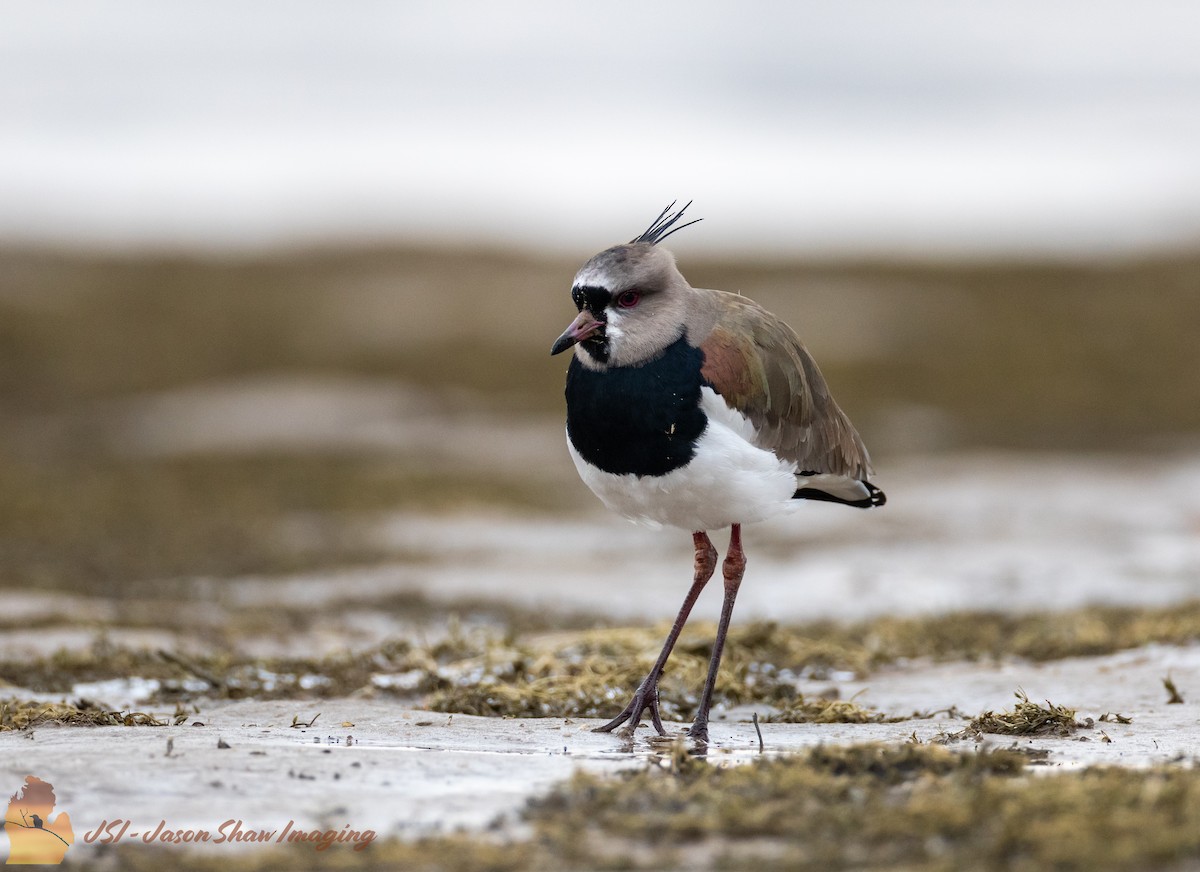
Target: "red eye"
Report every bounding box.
[615,290,641,308]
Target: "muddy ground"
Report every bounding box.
[2,247,1200,868]
[5,645,1200,843]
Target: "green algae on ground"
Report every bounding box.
[423,622,876,721]
[839,601,1200,666]
[524,745,1200,871]
[0,622,887,721]
[425,603,1200,723]
[529,742,1031,866]
[765,693,894,724]
[99,837,539,872]
[423,603,1200,720]
[0,620,878,719]
[97,744,1200,872]
[8,600,1200,718]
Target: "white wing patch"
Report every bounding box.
[794,473,877,504]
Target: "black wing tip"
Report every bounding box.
[793,480,887,509]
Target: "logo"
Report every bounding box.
[2,774,374,859]
[4,776,73,865]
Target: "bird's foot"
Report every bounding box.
[686,719,709,745]
[593,678,667,736]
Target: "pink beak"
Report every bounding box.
[550,310,604,355]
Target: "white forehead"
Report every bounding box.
[572,261,616,291]
[572,243,657,291]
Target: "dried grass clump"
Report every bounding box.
[0,698,166,731]
[962,690,1088,738]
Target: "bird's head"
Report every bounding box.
[551,202,701,369]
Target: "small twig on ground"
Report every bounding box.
[158,649,225,691]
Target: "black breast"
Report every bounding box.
[565,336,708,477]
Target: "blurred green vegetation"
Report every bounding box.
[0,453,563,593]
[694,253,1200,449]
[1,245,1198,593]
[3,245,1198,441]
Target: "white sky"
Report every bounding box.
[2,0,1199,256]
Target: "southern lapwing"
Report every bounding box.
[550,202,886,743]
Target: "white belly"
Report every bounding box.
[567,388,799,531]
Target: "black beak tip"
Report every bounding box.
[550,337,574,356]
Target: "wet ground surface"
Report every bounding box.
[4,248,1200,865]
[4,640,1199,861]
[3,446,1199,661]
[4,438,1200,861]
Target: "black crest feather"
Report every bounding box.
[630,200,702,245]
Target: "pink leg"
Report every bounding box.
[687,524,746,744]
[594,531,719,735]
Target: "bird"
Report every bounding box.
[550,202,886,744]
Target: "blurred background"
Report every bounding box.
[2,1,1199,644]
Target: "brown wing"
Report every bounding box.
[698,292,874,480]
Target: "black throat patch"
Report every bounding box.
[565,336,708,477]
[571,284,611,363]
